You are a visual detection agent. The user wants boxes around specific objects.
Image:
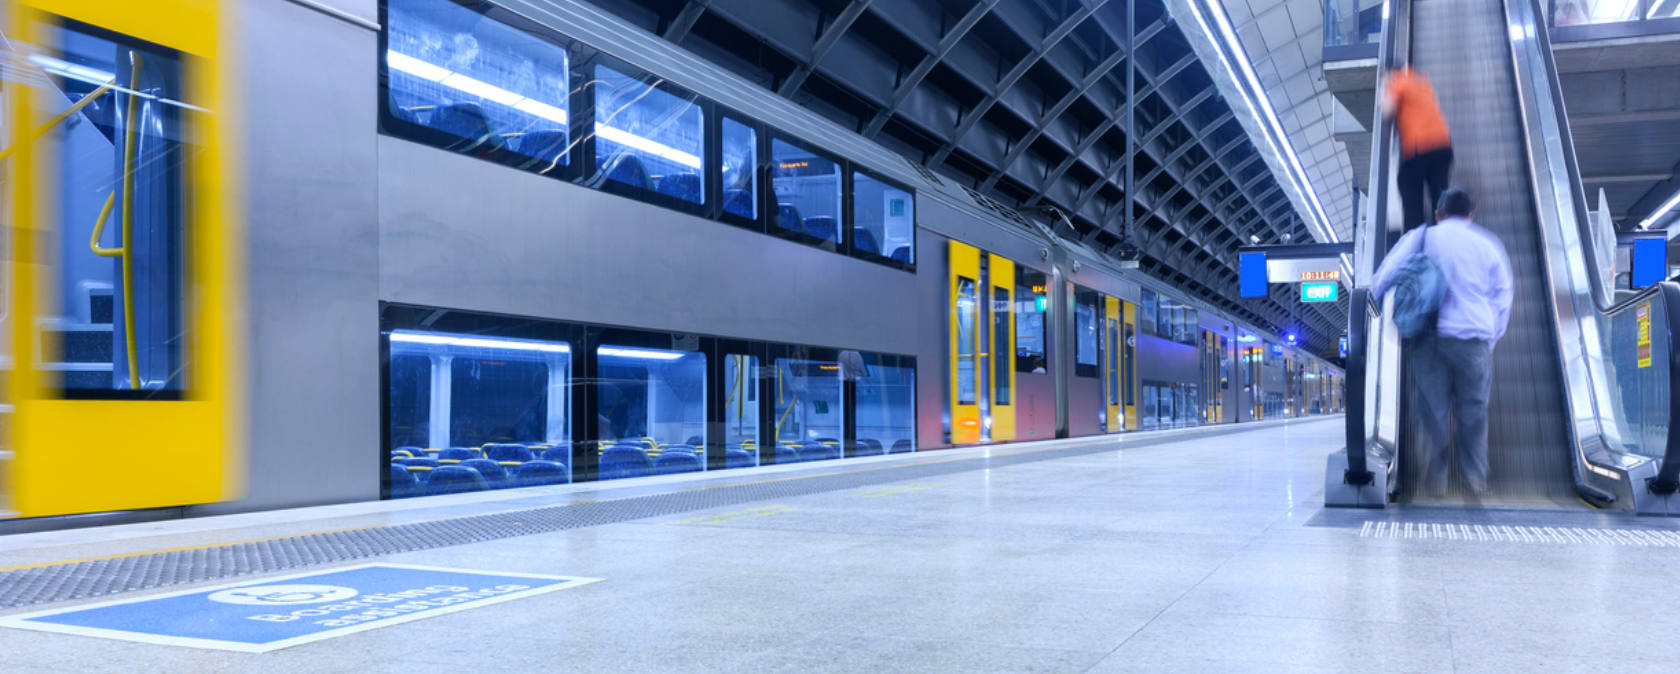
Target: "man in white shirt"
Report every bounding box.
[1371,187,1513,495]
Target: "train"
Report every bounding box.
[0,0,1342,522]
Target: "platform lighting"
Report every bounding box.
[598,346,687,361]
[1183,0,1352,280]
[386,50,701,169]
[1640,187,1680,231]
[390,331,571,353]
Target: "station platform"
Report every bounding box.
[4,417,1680,672]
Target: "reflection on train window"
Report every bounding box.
[1141,385,1158,430]
[773,358,844,463]
[771,138,841,246]
[1159,386,1174,429]
[1014,268,1047,374]
[385,0,571,168]
[1074,291,1098,373]
[596,346,707,480]
[723,354,760,468]
[955,277,978,404]
[721,117,757,220]
[1140,290,1157,336]
[852,171,914,262]
[387,331,574,498]
[856,354,915,455]
[992,287,1010,406]
[592,64,704,203]
[40,24,188,396]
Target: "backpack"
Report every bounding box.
[1390,227,1445,339]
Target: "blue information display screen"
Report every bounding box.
[1240,251,1269,298]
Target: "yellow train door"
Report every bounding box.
[1122,301,1137,430]
[948,241,981,444]
[1103,296,1121,432]
[3,0,243,517]
[987,254,1016,442]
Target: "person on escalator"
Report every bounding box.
[1382,66,1454,232]
[1371,188,1512,496]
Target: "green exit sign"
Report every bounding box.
[1301,282,1338,302]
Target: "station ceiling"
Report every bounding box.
[582,0,1350,355]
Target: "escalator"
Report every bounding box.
[1325,0,1680,513]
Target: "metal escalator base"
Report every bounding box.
[1396,0,1584,509]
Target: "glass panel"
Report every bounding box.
[956,277,978,405]
[1140,290,1157,335]
[1553,0,1643,25]
[992,287,1010,405]
[1122,323,1135,405]
[596,345,707,479]
[1156,298,1171,337]
[1107,319,1120,402]
[721,117,757,220]
[1076,298,1098,368]
[857,354,915,455]
[723,354,760,468]
[386,0,571,167]
[1015,268,1047,373]
[1651,0,1680,18]
[771,138,841,245]
[593,65,704,202]
[388,331,573,498]
[1323,0,1385,46]
[774,358,845,462]
[853,171,914,261]
[1141,385,1158,430]
[42,24,189,396]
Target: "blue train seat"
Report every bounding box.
[723,189,754,219]
[599,446,653,480]
[803,216,837,242]
[515,460,569,486]
[389,464,419,498]
[775,203,805,232]
[657,173,701,203]
[393,446,423,458]
[397,457,440,469]
[890,246,911,263]
[685,435,704,446]
[774,445,802,463]
[890,439,914,454]
[602,153,652,191]
[855,438,884,456]
[485,444,533,464]
[437,448,477,464]
[800,441,840,462]
[655,451,703,475]
[516,129,568,167]
[430,102,493,147]
[724,446,755,468]
[852,227,880,255]
[460,458,509,486]
[540,447,572,465]
[424,466,489,496]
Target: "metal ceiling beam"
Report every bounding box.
[777,0,875,97]
[662,0,709,42]
[861,0,1000,138]
[978,45,1130,192]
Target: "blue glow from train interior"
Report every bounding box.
[390,331,570,353]
[386,50,701,169]
[598,346,687,361]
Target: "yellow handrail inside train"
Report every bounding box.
[0,82,113,164]
[96,53,146,391]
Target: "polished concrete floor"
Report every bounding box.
[3,417,1680,673]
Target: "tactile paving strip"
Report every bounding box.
[0,421,1305,609]
[1359,520,1680,547]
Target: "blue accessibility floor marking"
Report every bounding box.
[0,563,603,652]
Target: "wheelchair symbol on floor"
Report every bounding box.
[206,585,358,606]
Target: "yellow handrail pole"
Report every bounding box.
[0,83,114,164]
[116,52,144,390]
[87,192,120,256]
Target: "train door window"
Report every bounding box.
[596,345,707,479]
[773,358,844,462]
[590,63,706,209]
[1106,317,1120,402]
[856,353,916,455]
[770,137,842,248]
[1014,268,1047,373]
[723,354,760,466]
[383,0,573,172]
[39,23,188,396]
[992,287,1011,406]
[1140,290,1157,335]
[720,116,758,223]
[954,277,979,404]
[1122,322,1135,406]
[1074,289,1099,377]
[851,169,915,265]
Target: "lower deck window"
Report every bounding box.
[596,346,708,480]
[856,354,915,455]
[774,358,844,463]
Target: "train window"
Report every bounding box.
[771,137,842,248]
[387,330,574,496]
[384,0,572,170]
[954,277,979,405]
[1122,322,1135,405]
[591,64,705,206]
[1140,290,1157,336]
[851,170,915,264]
[773,358,845,462]
[1160,386,1175,428]
[1141,385,1158,430]
[721,117,758,222]
[40,23,189,397]
[1074,290,1099,377]
[1014,268,1047,374]
[596,345,707,479]
[723,354,760,467]
[856,354,916,455]
[992,287,1011,405]
[1107,318,1121,402]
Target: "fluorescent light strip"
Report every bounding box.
[388,49,705,169]
[28,53,114,84]
[1640,186,1680,231]
[598,346,687,361]
[391,331,571,354]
